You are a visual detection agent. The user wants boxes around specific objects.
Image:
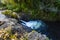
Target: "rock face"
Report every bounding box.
[0,16,49,40]
[0,10,50,40]
[0,11,32,32]
[22,31,49,40]
[0,18,27,33]
[0,11,47,33]
[0,14,32,34]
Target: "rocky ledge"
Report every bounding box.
[0,10,49,40]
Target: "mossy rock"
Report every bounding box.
[2,10,19,19]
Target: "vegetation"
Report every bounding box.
[0,0,60,21]
[2,10,19,19]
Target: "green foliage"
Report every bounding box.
[1,0,60,21]
[2,10,18,18]
[1,0,40,12]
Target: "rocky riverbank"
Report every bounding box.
[0,10,49,40]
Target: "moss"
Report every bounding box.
[2,10,19,19]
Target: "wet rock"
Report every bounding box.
[19,12,30,21]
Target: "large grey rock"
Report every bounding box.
[0,18,17,28]
[0,17,31,34]
[27,31,49,40]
